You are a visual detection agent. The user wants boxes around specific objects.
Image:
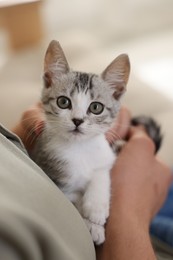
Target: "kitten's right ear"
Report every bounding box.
[44,40,69,88]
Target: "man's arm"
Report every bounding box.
[97,128,172,260]
[99,213,156,260]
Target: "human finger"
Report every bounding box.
[21,102,45,135]
[106,106,131,144]
[12,103,45,151]
[128,126,156,155]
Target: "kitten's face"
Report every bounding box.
[42,40,130,141]
[42,72,120,141]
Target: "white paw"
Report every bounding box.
[82,201,109,225]
[84,218,105,245]
[82,202,109,244]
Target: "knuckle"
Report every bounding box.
[133,133,155,153]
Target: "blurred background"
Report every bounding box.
[0,0,173,165]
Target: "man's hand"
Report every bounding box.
[12,103,45,151]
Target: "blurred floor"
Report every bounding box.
[0,0,173,165]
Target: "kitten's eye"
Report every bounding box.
[57,96,71,109]
[89,102,104,115]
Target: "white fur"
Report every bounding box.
[45,131,115,244]
[40,81,117,245]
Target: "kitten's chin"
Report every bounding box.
[61,130,98,142]
[56,126,107,142]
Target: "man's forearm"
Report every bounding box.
[97,210,156,260]
[96,126,171,260]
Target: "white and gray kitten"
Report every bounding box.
[31,40,130,245]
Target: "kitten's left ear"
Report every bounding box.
[101,54,130,100]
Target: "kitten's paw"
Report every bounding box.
[84,218,105,245]
[82,208,109,226]
[82,202,109,244]
[111,139,126,154]
[82,202,109,226]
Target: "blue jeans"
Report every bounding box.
[150,181,173,247]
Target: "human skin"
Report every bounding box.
[12,103,45,152]
[96,128,172,260]
[12,105,172,260]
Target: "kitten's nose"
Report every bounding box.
[72,118,84,127]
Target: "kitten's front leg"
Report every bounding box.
[81,170,110,245]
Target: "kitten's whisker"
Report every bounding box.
[24,121,42,145]
[20,117,43,142]
[20,115,43,124]
[46,120,73,129]
[25,126,37,143]
[27,123,46,147]
[108,129,122,138]
[107,129,123,141]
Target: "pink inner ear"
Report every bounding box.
[44,72,52,88]
[113,85,125,100]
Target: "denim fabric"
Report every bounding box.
[150,181,173,248]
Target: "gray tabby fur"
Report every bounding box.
[30,40,130,244]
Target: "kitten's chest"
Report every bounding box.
[59,135,115,177]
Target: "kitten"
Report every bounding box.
[30,40,130,245]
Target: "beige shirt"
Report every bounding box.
[0,125,95,260]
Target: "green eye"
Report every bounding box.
[89,102,104,115]
[57,96,71,109]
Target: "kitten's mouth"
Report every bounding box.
[70,128,83,135]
